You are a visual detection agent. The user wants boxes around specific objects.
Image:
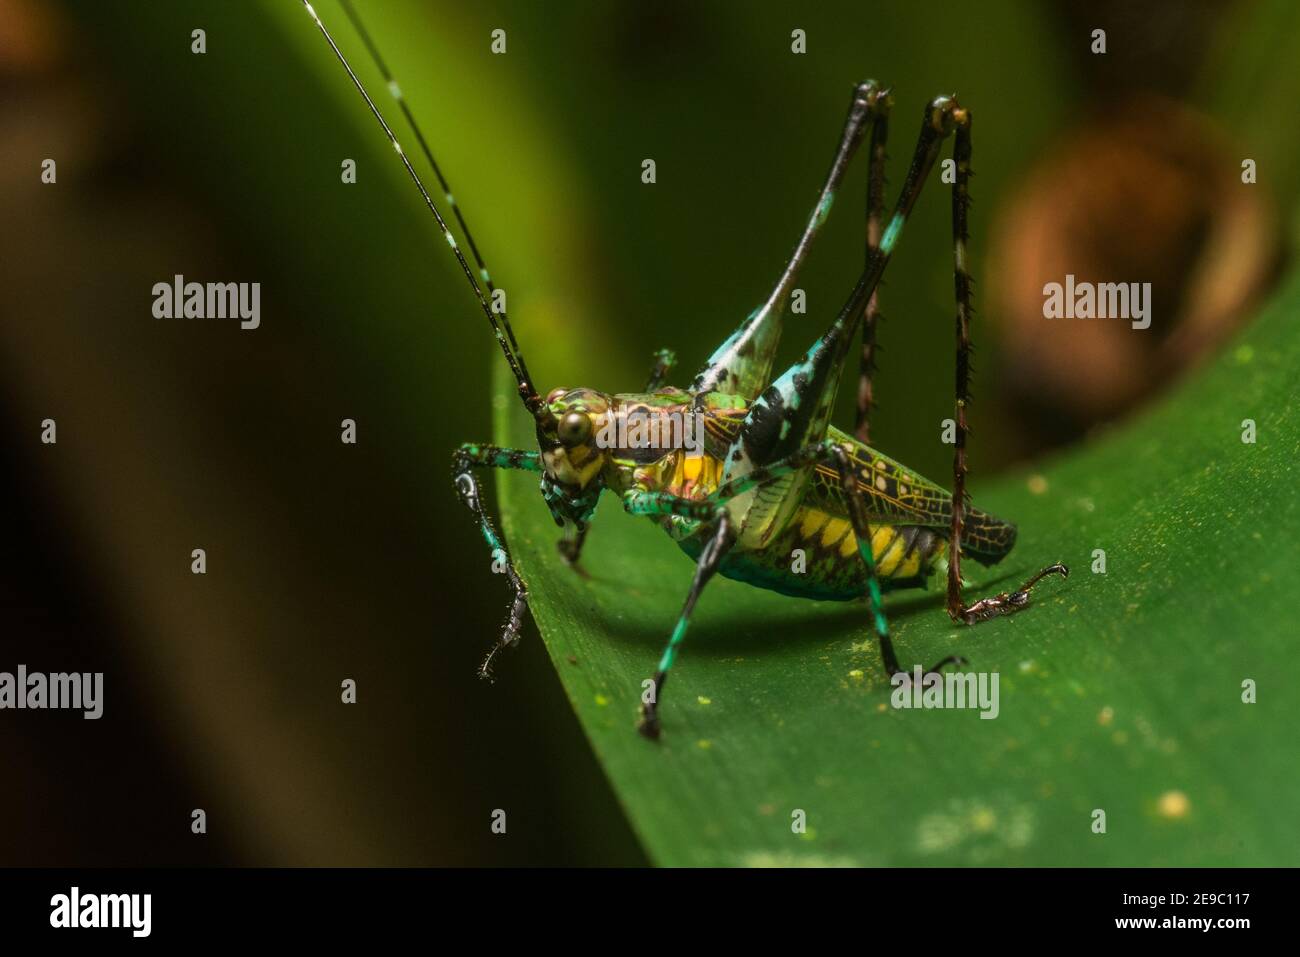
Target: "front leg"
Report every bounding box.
[622,490,733,739]
[451,443,541,680]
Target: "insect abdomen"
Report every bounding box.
[680,505,946,601]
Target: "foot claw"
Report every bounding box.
[958,562,1069,623]
[926,654,968,675]
[477,627,522,683]
[637,707,662,740]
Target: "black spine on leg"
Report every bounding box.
[857,101,891,444]
[947,116,975,621]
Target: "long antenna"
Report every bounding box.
[300,0,542,414]
[336,0,532,381]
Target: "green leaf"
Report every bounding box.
[494,267,1300,867]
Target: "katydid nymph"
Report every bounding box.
[303,0,1068,739]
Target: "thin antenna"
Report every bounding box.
[300,0,541,414]
[336,0,531,380]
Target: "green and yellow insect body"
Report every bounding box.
[303,0,1067,738]
[541,388,1015,603]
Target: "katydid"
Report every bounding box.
[303,0,1068,739]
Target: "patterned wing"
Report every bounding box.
[814,427,1016,561]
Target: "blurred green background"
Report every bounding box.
[0,0,1293,864]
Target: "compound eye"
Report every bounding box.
[557,411,592,447]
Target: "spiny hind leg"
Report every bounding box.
[723,96,975,484]
[451,444,542,679]
[691,81,891,401]
[622,491,734,740]
[856,93,980,445]
[936,109,1068,622]
[855,93,891,443]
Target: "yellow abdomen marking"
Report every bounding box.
[820,518,851,552]
[790,506,931,579]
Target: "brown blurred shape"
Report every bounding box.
[987,95,1279,450]
[0,0,63,74]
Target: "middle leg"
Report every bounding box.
[711,441,966,678]
[825,443,965,676]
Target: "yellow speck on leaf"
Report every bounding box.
[1027,474,1048,495]
[594,694,609,707]
[697,739,712,750]
[1098,706,1114,726]
[697,695,712,706]
[1157,790,1190,820]
[848,669,864,680]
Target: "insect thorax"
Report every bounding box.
[599,390,746,498]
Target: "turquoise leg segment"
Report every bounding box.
[451,443,542,681]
